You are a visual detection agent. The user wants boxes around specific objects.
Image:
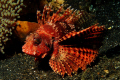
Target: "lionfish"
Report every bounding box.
[22,4,105,77]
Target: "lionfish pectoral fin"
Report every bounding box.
[49,45,78,77]
[83,24,105,39]
[58,24,105,43]
[49,45,98,77]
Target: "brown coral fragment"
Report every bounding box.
[14,20,39,41]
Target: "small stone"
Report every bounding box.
[104,70,109,73]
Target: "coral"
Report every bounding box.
[55,0,64,4]
[49,0,65,11]
[22,4,105,77]
[0,0,23,54]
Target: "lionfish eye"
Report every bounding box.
[33,37,42,46]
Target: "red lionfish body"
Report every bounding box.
[22,4,105,77]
